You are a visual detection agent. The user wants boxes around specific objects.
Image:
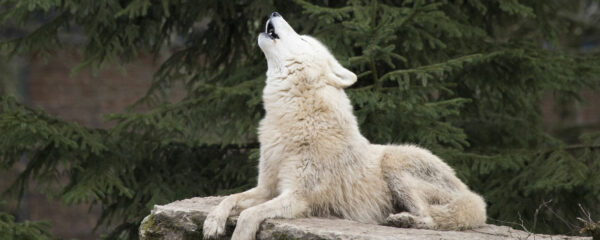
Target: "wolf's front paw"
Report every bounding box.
[231,224,258,240]
[230,211,258,240]
[203,212,227,239]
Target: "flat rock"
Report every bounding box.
[139,196,590,240]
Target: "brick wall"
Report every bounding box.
[27,51,158,128]
[541,90,600,134]
[14,50,161,240]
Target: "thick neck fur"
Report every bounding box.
[262,62,360,137]
[260,61,371,169]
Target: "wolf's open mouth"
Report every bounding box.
[266,20,279,39]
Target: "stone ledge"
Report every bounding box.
[139,196,590,240]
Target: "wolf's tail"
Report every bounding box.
[429,191,487,230]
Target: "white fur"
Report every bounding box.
[203,15,487,240]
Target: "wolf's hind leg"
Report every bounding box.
[385,177,487,230]
[386,212,434,229]
[384,173,435,229]
[385,172,427,215]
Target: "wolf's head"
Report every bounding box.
[258,12,357,89]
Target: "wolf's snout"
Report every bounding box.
[271,12,280,18]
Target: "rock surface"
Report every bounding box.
[140,196,590,240]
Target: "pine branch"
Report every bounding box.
[379,51,502,83]
[559,144,600,151]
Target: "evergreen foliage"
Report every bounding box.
[0,202,56,240]
[1,0,600,239]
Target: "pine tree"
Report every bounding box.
[0,200,56,240]
[1,0,600,239]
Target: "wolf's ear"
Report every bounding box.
[327,58,357,88]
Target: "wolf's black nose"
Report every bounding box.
[271,12,280,17]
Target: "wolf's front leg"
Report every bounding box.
[203,187,271,239]
[231,191,308,240]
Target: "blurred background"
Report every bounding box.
[1,0,600,239]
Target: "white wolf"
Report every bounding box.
[203,12,487,240]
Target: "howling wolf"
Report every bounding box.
[203,12,486,240]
